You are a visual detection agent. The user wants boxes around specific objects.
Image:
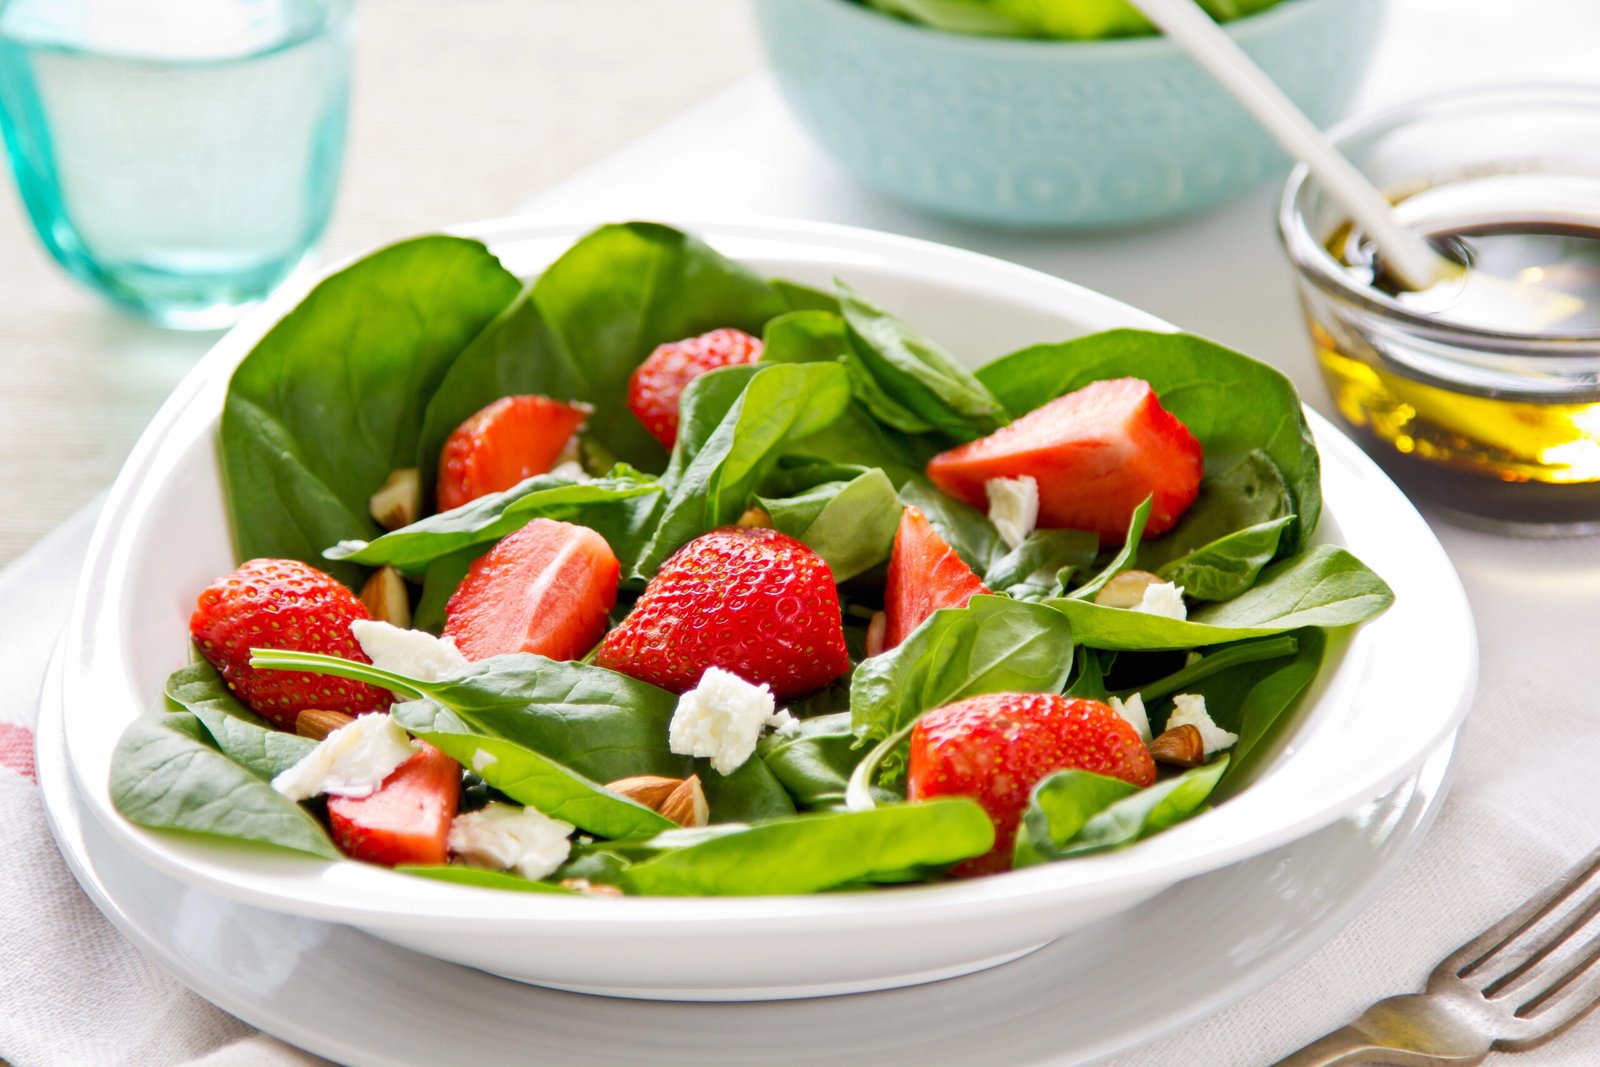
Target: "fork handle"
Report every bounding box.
[1269,993,1489,1066]
[1271,1027,1430,1066]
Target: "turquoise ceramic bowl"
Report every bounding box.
[753,0,1385,228]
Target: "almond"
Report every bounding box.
[660,774,709,828]
[360,565,411,629]
[295,708,355,741]
[736,506,773,529]
[605,775,686,810]
[1093,569,1166,609]
[559,878,624,898]
[1149,723,1206,768]
[865,610,888,658]
[369,468,421,530]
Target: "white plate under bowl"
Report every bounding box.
[56,217,1477,1000]
[37,640,1458,1067]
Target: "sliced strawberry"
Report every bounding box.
[190,558,391,730]
[926,378,1203,546]
[909,693,1155,877]
[436,395,589,512]
[883,506,990,651]
[443,519,619,662]
[595,526,850,698]
[327,741,460,867]
[627,328,763,450]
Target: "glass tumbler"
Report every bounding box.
[1278,86,1600,534]
[0,0,352,329]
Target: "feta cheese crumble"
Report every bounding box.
[271,714,415,802]
[668,667,790,774]
[350,619,469,682]
[448,802,574,881]
[1166,693,1239,755]
[1132,581,1187,621]
[1108,692,1152,742]
[985,475,1039,550]
[471,749,498,773]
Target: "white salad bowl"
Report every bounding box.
[57,217,1476,1001]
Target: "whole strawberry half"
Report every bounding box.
[190,558,393,730]
[908,693,1155,877]
[595,526,850,697]
[627,328,763,450]
[437,394,589,512]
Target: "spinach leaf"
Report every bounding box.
[850,595,1075,746]
[758,465,900,582]
[165,661,316,779]
[617,800,993,895]
[838,280,1008,442]
[897,481,1003,573]
[1113,633,1301,707]
[865,0,1033,35]
[1187,629,1327,796]
[531,222,791,472]
[984,529,1100,600]
[635,362,852,575]
[757,712,896,812]
[1045,546,1393,651]
[396,865,574,894]
[221,236,521,586]
[391,699,675,838]
[413,283,585,497]
[324,469,662,576]
[251,650,690,784]
[975,330,1320,553]
[1141,452,1295,601]
[1066,496,1152,601]
[110,713,339,859]
[760,310,933,485]
[772,279,839,313]
[1013,757,1229,868]
[698,755,797,823]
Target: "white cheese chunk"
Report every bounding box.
[1108,692,1152,742]
[985,475,1040,550]
[350,619,469,682]
[448,802,574,881]
[1132,581,1188,621]
[1166,693,1239,755]
[471,749,497,773]
[668,667,787,775]
[271,714,415,802]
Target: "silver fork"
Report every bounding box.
[1274,845,1600,1065]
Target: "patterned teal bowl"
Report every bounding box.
[753,0,1385,228]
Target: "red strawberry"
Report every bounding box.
[926,377,1203,546]
[627,328,763,450]
[444,519,620,662]
[327,741,460,867]
[436,394,589,512]
[883,506,990,651]
[908,693,1155,876]
[190,558,391,731]
[595,526,850,697]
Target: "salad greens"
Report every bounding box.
[113,220,1394,898]
[862,0,1284,40]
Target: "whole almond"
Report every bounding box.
[559,878,624,898]
[659,774,709,828]
[605,775,686,810]
[1093,569,1166,609]
[369,468,421,530]
[360,565,411,629]
[296,708,355,741]
[1149,723,1206,768]
[736,506,773,529]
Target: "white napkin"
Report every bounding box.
[0,502,323,1067]
[5,501,1600,1066]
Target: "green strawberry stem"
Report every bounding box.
[1115,633,1300,705]
[248,648,431,700]
[845,719,918,812]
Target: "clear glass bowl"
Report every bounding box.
[1278,85,1600,533]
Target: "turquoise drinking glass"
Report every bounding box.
[0,0,352,329]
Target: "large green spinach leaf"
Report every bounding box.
[756,712,897,812]
[1045,546,1393,651]
[221,236,521,586]
[758,463,901,582]
[165,660,315,779]
[617,799,993,895]
[397,865,574,893]
[110,713,338,859]
[975,330,1321,553]
[1140,452,1295,601]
